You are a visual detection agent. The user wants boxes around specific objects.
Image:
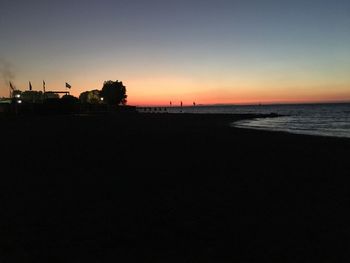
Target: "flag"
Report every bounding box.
[29,81,32,91]
[43,80,46,92]
[65,82,71,89]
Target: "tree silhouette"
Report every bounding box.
[79,90,101,104]
[79,91,89,104]
[61,94,79,104]
[100,80,127,106]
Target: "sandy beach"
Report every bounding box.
[1,112,350,262]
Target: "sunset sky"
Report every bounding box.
[1,0,350,105]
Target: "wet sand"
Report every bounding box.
[1,112,350,262]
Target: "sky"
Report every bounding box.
[1,0,350,105]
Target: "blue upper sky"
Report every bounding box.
[1,0,350,104]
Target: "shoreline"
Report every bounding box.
[231,113,350,140]
[233,120,350,141]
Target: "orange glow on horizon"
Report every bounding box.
[128,97,350,107]
[2,75,349,107]
[125,82,350,106]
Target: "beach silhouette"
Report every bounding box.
[1,96,350,262]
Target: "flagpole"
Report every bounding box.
[43,80,46,100]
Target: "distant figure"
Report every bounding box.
[170,101,172,106]
[180,101,183,107]
[193,102,196,106]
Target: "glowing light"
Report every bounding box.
[17,100,22,104]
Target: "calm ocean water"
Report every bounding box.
[164,103,350,138]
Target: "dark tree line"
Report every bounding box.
[100,80,127,105]
[79,80,127,106]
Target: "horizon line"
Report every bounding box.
[133,100,350,107]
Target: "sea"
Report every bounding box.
[160,103,350,139]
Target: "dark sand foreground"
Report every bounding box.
[1,113,350,262]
